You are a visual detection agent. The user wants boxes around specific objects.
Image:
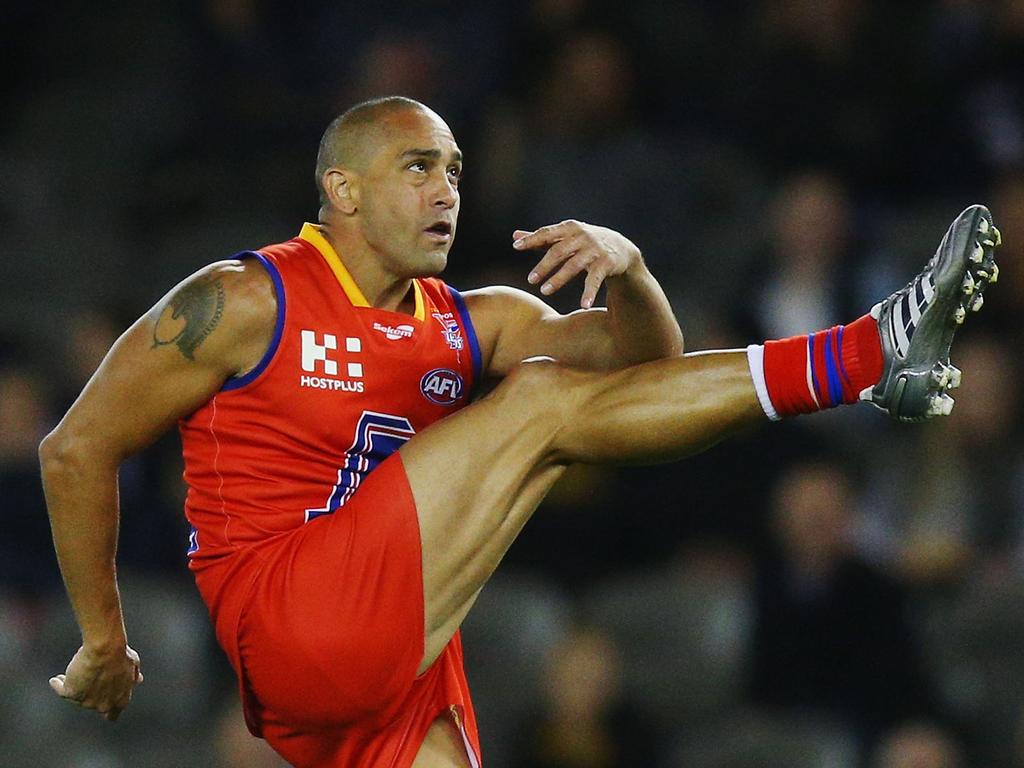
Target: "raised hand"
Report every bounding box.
[513,220,642,309]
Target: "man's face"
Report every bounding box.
[354,108,462,278]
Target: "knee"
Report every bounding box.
[491,357,589,419]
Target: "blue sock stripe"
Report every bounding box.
[821,331,834,406]
[835,325,853,390]
[823,329,843,407]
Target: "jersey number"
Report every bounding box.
[305,410,415,522]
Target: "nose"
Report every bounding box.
[432,173,457,210]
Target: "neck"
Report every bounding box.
[318,222,416,314]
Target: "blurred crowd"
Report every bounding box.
[2,0,1024,766]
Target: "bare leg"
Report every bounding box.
[399,349,763,672]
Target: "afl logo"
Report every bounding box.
[420,368,464,406]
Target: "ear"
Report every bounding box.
[323,168,358,215]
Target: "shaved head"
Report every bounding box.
[312,95,461,277]
[315,96,433,205]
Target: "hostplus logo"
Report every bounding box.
[300,330,364,392]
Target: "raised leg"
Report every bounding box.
[399,349,763,672]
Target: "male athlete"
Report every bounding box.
[40,96,1001,767]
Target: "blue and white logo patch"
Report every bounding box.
[432,311,465,350]
[420,368,464,405]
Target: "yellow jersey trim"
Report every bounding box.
[413,277,424,320]
[298,223,425,321]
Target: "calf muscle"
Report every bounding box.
[556,350,764,465]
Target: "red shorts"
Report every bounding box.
[192,453,481,768]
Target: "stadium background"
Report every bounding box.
[2,1,1023,765]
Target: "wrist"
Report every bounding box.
[613,249,649,285]
[82,628,127,657]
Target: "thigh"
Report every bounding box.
[402,351,760,671]
[400,360,581,670]
[238,453,425,732]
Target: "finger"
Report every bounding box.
[512,220,579,251]
[540,252,595,296]
[511,229,536,249]
[527,236,583,285]
[104,708,123,722]
[581,266,608,309]
[50,674,82,703]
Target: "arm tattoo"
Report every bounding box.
[152,277,226,360]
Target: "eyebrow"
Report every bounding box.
[399,148,463,163]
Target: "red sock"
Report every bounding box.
[751,314,883,418]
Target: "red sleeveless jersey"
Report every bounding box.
[179,224,483,766]
[181,223,480,559]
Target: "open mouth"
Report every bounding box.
[425,221,453,240]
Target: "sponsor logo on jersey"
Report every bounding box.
[420,368,464,405]
[300,330,365,392]
[372,321,415,340]
[300,375,365,392]
[431,311,464,351]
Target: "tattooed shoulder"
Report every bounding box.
[152,275,226,360]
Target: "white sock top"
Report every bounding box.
[746,344,781,421]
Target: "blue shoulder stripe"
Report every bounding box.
[222,251,285,391]
[448,286,482,385]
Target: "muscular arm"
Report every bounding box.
[39,258,275,719]
[466,221,684,377]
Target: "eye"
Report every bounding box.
[408,161,427,173]
[448,165,462,183]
